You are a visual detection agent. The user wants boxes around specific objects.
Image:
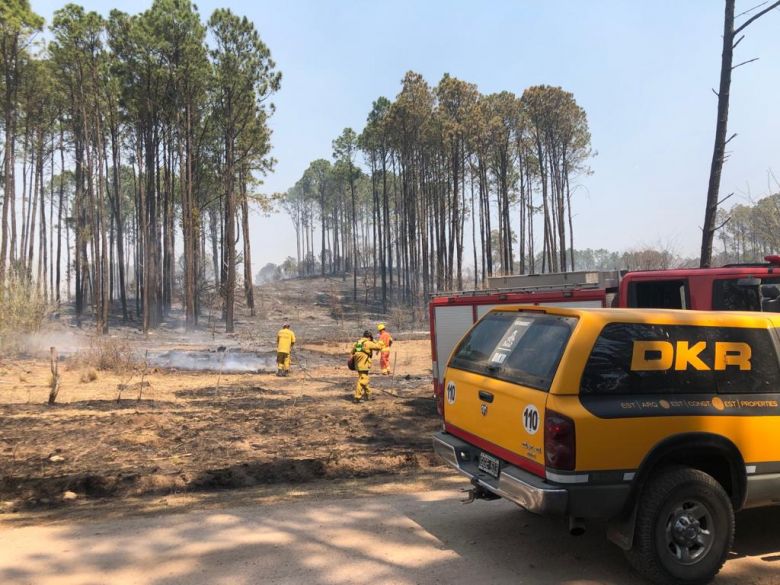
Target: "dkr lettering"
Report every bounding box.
[630,340,752,371]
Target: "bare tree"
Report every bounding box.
[700,0,780,267]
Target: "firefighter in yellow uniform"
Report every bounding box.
[377,323,393,375]
[276,323,296,377]
[352,330,384,402]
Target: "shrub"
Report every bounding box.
[79,368,98,383]
[70,338,139,373]
[0,275,50,352]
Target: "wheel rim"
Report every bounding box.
[663,499,715,566]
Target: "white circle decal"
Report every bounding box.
[522,404,540,435]
[446,381,456,404]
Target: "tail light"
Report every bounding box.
[544,410,575,471]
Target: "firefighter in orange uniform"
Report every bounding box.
[377,323,393,375]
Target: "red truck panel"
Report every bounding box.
[619,266,780,309]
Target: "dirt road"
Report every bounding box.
[2,483,778,585]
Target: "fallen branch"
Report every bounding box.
[48,347,61,405]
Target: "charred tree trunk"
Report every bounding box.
[240,170,255,316]
[701,0,736,268]
[56,127,64,303]
[700,0,780,267]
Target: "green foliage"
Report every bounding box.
[208,7,280,166]
[283,71,595,301]
[715,193,780,264]
[2,1,283,334]
[0,0,44,34]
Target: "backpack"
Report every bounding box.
[347,355,356,371]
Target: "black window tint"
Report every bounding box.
[580,323,715,395]
[450,312,515,368]
[501,317,575,389]
[760,282,780,312]
[629,280,688,309]
[712,278,780,312]
[450,312,576,391]
[712,279,761,311]
[714,328,780,394]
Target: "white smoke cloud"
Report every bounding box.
[146,350,277,373]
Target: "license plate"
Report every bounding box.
[478,451,501,478]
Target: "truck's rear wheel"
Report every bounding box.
[625,466,734,585]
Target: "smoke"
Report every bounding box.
[146,350,277,373]
[19,331,90,356]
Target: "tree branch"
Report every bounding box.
[736,0,769,20]
[732,34,746,49]
[717,192,735,206]
[732,57,760,70]
[712,88,719,97]
[713,216,732,233]
[725,133,738,145]
[735,0,780,33]
[770,168,780,190]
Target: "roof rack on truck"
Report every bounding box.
[433,281,602,299]
[487,270,621,291]
[721,255,780,268]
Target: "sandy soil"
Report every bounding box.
[0,277,441,512]
[2,487,778,585]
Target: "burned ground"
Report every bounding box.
[0,277,442,512]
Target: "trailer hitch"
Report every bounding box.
[461,483,500,504]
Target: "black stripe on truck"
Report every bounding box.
[580,393,780,418]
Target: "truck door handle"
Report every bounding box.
[479,391,494,403]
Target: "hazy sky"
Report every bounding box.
[33,0,780,267]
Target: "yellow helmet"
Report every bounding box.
[377,323,386,331]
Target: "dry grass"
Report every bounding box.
[388,305,416,333]
[0,341,440,508]
[0,276,440,509]
[69,338,139,373]
[79,368,98,384]
[0,275,50,353]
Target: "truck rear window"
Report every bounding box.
[628,279,689,309]
[449,312,577,391]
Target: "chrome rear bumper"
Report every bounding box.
[433,431,567,516]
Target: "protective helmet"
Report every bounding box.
[377,323,386,331]
[363,330,372,338]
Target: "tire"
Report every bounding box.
[625,466,734,585]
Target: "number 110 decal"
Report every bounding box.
[523,404,539,435]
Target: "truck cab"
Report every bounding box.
[621,258,780,312]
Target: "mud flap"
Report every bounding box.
[607,503,638,551]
